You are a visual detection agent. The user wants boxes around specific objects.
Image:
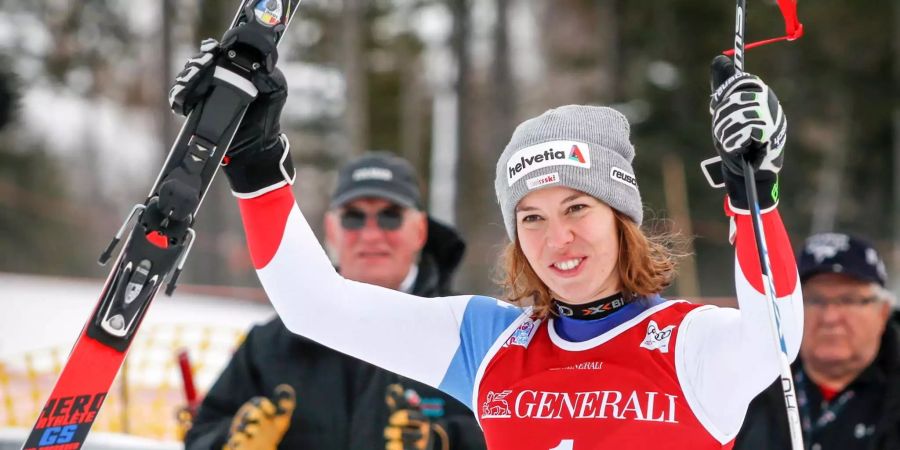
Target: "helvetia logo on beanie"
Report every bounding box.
[507,140,591,186]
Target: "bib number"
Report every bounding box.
[549,439,574,450]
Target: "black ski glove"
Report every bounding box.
[169,38,294,199]
[702,55,787,213]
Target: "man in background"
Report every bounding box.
[735,232,900,450]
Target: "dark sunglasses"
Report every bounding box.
[340,206,405,231]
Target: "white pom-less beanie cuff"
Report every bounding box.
[494,105,643,241]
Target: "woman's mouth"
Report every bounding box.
[550,257,585,276]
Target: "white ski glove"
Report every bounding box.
[703,55,787,213]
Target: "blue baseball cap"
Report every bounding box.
[797,233,887,287]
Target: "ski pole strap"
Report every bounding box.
[723,0,803,56]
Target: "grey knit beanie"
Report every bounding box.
[494,105,643,240]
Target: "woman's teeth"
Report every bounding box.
[553,258,583,271]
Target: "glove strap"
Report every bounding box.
[700,156,779,215]
[700,156,726,188]
[224,133,296,199]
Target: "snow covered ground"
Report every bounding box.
[0,272,275,360]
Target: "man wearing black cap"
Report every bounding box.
[184,153,485,450]
[735,233,900,450]
[325,153,438,294]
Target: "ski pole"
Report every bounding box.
[732,1,804,448]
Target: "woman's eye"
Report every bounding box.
[520,214,542,223]
[567,204,588,214]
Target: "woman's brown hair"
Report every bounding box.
[496,210,685,319]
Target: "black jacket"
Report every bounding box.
[734,321,900,450]
[185,219,486,450]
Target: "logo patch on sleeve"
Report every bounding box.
[504,319,541,348]
[525,172,560,190]
[640,320,674,353]
[507,141,591,186]
[610,167,638,190]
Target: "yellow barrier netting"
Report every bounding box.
[0,323,246,440]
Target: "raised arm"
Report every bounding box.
[674,56,803,443]
[676,206,802,443]
[237,184,522,408]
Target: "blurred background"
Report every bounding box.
[0,0,897,446]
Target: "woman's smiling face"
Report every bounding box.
[515,186,621,304]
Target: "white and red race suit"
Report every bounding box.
[236,186,803,449]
